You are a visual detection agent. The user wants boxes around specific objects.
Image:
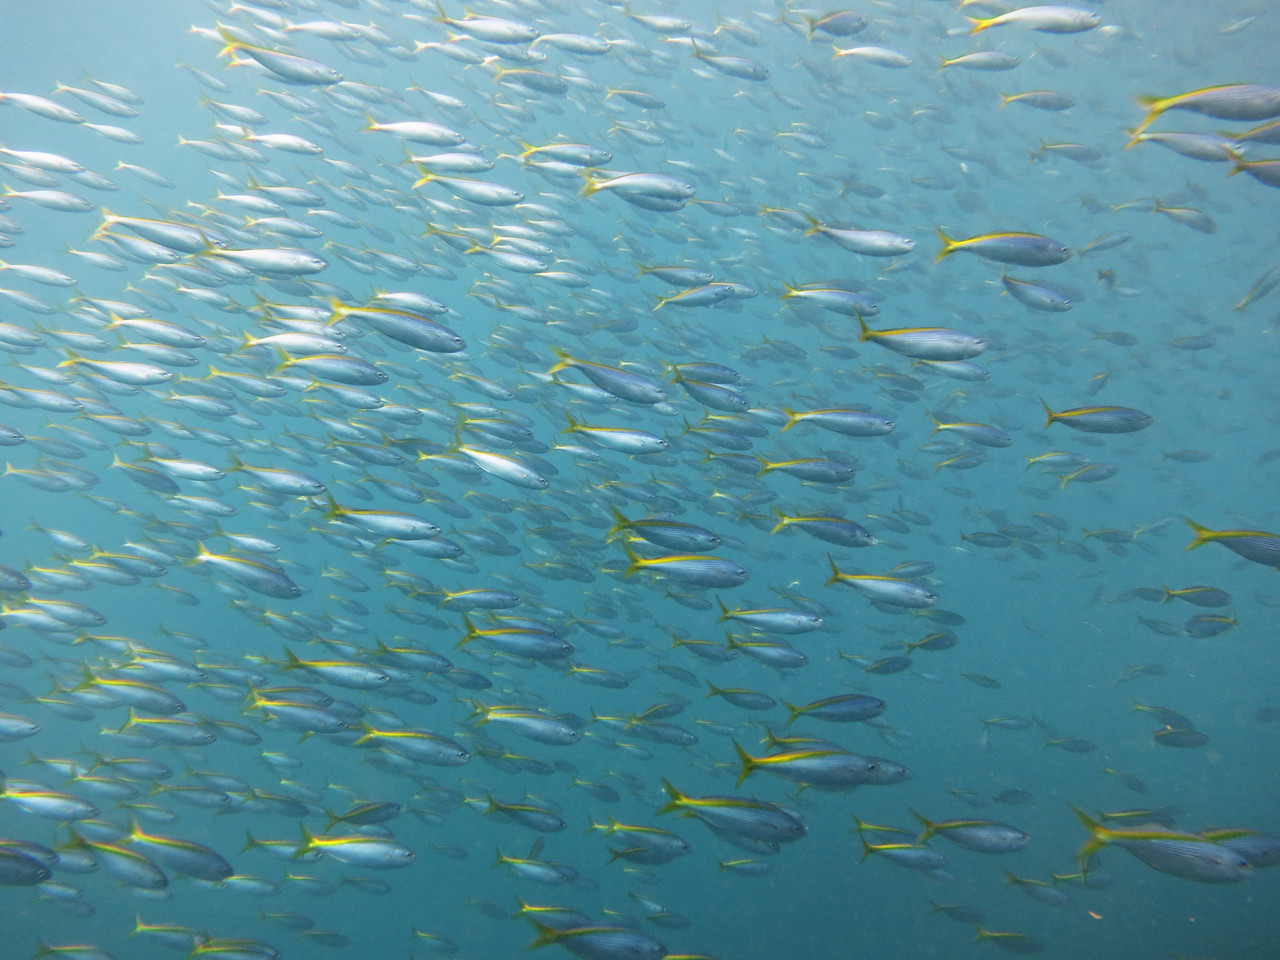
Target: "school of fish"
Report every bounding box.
[0,1,1278,959]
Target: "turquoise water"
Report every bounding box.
[0,1,1278,958]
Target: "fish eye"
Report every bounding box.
[867,762,878,771]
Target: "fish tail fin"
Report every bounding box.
[801,213,823,236]
[1039,398,1057,429]
[458,614,479,647]
[546,346,572,374]
[603,504,628,542]
[1129,95,1168,138]
[351,721,377,746]
[621,544,643,578]
[731,739,756,788]
[782,699,801,727]
[934,227,958,262]
[293,823,317,857]
[856,310,873,342]
[779,406,799,431]
[716,597,731,622]
[325,296,349,326]
[966,16,994,35]
[1070,806,1110,863]
[1181,517,1215,550]
[655,778,686,815]
[526,919,561,949]
[769,508,790,535]
[910,808,937,842]
[824,553,842,587]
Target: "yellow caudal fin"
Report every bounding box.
[934,227,960,263]
[526,919,562,949]
[1070,805,1110,864]
[966,16,996,35]
[910,808,938,843]
[546,346,573,375]
[1039,398,1057,430]
[769,508,791,536]
[824,552,843,586]
[1130,94,1170,139]
[732,739,759,788]
[1181,517,1215,551]
[579,168,603,197]
[655,778,688,816]
[603,504,629,542]
[621,544,644,578]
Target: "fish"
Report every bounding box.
[1182,518,1280,566]
[967,6,1101,36]
[1040,400,1153,433]
[1073,808,1252,883]
[914,812,1030,853]
[935,228,1071,266]
[1131,83,1280,139]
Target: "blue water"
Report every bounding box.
[0,1,1278,958]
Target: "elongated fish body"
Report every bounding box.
[1183,519,1280,566]
[658,780,806,843]
[936,228,1071,266]
[624,547,749,588]
[858,316,986,361]
[827,559,938,608]
[1041,401,1153,433]
[968,5,1101,35]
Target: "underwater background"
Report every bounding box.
[0,1,1278,958]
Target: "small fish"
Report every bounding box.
[1041,400,1153,434]
[1073,808,1251,883]
[936,228,1071,266]
[1183,518,1280,567]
